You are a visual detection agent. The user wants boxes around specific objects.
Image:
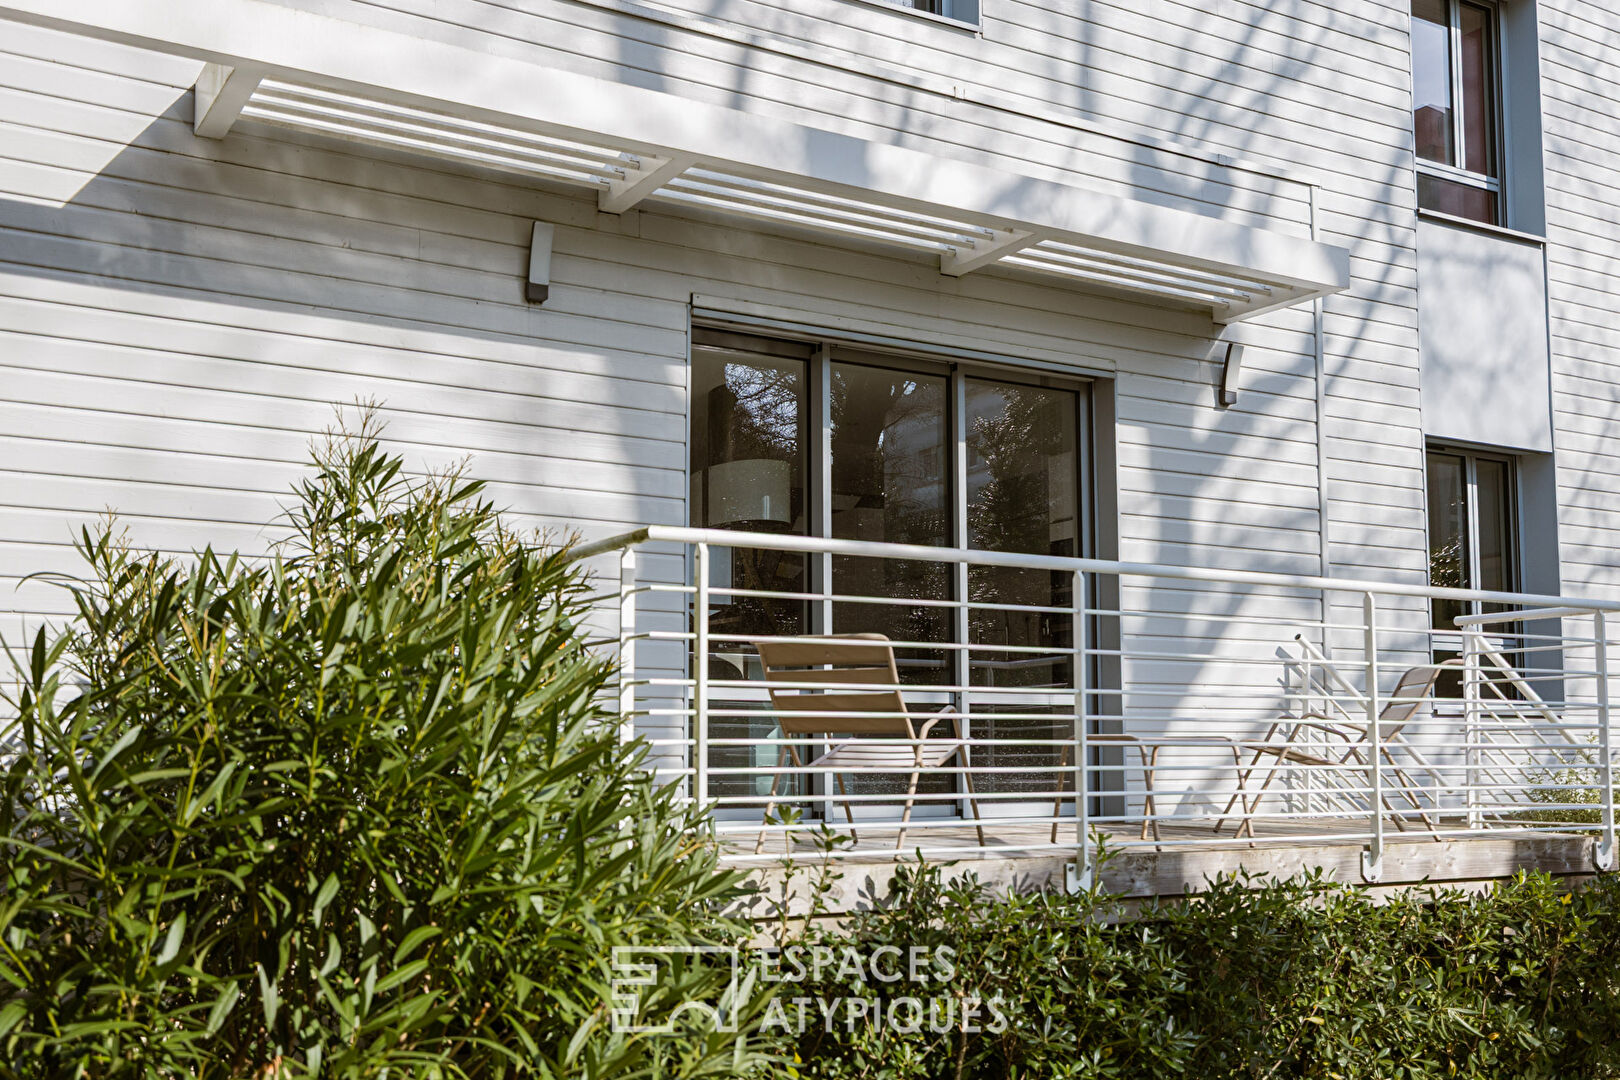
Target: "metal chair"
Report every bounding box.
[1213,659,1460,839]
[753,633,985,853]
[1050,734,1247,845]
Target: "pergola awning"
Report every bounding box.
[0,0,1351,323]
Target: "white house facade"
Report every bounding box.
[2,0,1618,891]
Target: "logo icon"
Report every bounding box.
[610,945,741,1034]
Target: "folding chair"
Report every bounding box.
[1214,659,1460,839]
[753,633,985,853]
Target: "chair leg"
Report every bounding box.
[834,770,859,844]
[1229,746,1254,835]
[1233,749,1293,840]
[1215,746,1272,833]
[754,744,791,855]
[1348,747,1413,835]
[896,766,923,851]
[1141,745,1162,845]
[1382,750,1443,837]
[1050,744,1070,845]
[960,747,987,847]
[1214,722,1291,834]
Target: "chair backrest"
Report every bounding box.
[754,633,911,736]
[1378,661,1454,732]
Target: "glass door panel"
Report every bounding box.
[963,378,1079,797]
[691,333,810,806]
[687,328,1092,826]
[829,361,952,804]
[1427,451,1468,630]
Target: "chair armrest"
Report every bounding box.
[1269,713,1358,743]
[913,704,958,740]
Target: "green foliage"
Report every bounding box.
[0,424,772,1079]
[1519,754,1605,825]
[777,863,1620,1079]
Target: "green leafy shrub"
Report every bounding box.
[778,863,1620,1079]
[0,425,772,1078]
[1518,757,1605,825]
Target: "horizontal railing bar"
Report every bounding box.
[567,526,1620,612]
[1457,606,1598,625]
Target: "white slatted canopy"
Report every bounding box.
[0,0,1350,323]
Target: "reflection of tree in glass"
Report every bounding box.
[1430,536,1464,589]
[715,362,802,462]
[829,369,950,689]
[967,386,1064,555]
[830,371,948,542]
[964,385,1073,782]
[1430,535,1466,628]
[965,385,1073,693]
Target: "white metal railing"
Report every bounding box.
[570,527,1619,884]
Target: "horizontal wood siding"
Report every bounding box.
[1542,0,1620,609]
[0,0,1470,792]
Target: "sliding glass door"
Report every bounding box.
[689,327,1088,817]
[963,379,1079,801]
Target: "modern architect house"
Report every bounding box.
[2,0,1619,898]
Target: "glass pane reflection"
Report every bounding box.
[965,379,1079,796]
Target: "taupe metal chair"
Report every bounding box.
[1214,660,1460,839]
[1050,734,1247,845]
[753,633,985,853]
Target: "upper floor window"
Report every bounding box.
[1412,0,1501,224]
[886,0,977,22]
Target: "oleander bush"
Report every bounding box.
[0,424,774,1079]
[6,419,1620,1080]
[776,861,1620,1080]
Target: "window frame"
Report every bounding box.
[688,325,1096,820]
[1413,0,1505,223]
[846,0,981,30]
[1427,444,1520,623]
[689,328,1094,573]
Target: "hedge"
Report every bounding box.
[771,859,1620,1079]
[3,420,1618,1079]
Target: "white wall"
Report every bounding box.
[0,17,1344,777]
[1540,0,1620,601]
[1417,217,1553,454]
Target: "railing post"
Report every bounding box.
[1596,611,1616,871]
[1067,568,1092,892]
[619,547,638,748]
[693,542,710,809]
[1361,592,1384,883]
[1463,628,1481,829]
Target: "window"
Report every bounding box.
[690,327,1089,812]
[875,0,978,23]
[1412,0,1502,224]
[1427,447,1518,697]
[1427,447,1516,628]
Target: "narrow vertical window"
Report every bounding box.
[1427,446,1520,697]
[1411,0,1502,224]
[1427,447,1517,627]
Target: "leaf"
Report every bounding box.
[393,925,441,967]
[205,981,241,1036]
[155,911,186,966]
[257,963,280,1031]
[312,872,340,927]
[91,725,144,782]
[0,1002,26,1039]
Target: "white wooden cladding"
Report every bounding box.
[5,0,1620,720]
[0,21,1289,612]
[0,0,1349,323]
